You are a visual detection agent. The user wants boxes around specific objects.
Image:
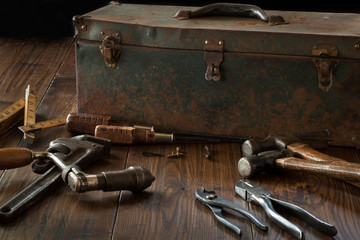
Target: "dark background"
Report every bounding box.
[1,0,359,37]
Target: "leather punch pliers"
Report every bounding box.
[235,180,338,240]
[195,188,268,237]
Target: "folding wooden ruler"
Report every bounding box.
[0,85,66,143]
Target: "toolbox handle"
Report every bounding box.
[174,3,286,25]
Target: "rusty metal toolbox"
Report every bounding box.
[73,2,360,147]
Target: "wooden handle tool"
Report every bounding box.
[0,148,33,170]
[274,157,360,186]
[287,143,347,164]
[238,149,360,188]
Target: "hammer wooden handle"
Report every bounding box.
[275,157,360,188]
[0,148,33,170]
[287,143,347,163]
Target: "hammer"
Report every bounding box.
[242,133,350,165]
[238,149,360,188]
[241,133,360,187]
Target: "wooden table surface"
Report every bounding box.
[0,37,360,240]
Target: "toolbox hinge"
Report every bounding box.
[204,39,224,81]
[312,43,339,92]
[99,30,122,69]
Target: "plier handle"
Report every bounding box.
[235,180,338,240]
[195,188,268,237]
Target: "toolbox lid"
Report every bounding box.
[74,2,360,59]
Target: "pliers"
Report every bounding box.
[235,179,338,240]
[195,188,268,237]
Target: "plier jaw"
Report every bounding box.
[235,180,338,240]
[195,187,268,237]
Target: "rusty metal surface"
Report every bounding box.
[74,3,360,59]
[74,3,360,148]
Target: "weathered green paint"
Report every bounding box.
[75,3,360,147]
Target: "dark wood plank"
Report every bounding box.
[1,37,360,240]
[0,37,73,104]
[249,147,360,240]
[112,142,360,240]
[0,39,127,239]
[112,143,256,239]
[0,37,74,149]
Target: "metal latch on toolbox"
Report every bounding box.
[204,39,224,81]
[312,43,339,92]
[98,30,122,69]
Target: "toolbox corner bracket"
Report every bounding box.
[99,30,122,69]
[312,43,339,93]
[204,39,224,81]
[73,15,88,35]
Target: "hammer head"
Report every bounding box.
[238,149,291,178]
[242,130,330,157]
[242,134,298,157]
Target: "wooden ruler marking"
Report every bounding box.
[0,98,25,135]
[18,117,67,133]
[23,85,37,143]
[0,85,67,140]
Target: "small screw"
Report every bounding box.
[167,146,184,158]
[218,40,223,45]
[355,44,360,49]
[100,31,105,35]
[205,40,209,44]
[201,145,212,160]
[143,151,164,157]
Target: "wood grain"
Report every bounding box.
[112,143,256,239]
[248,148,360,240]
[0,37,73,104]
[1,37,360,240]
[0,37,73,149]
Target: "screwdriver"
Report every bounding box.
[66,112,248,145]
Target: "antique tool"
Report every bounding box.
[238,150,360,188]
[23,85,37,143]
[0,98,25,136]
[195,188,268,237]
[235,180,337,239]
[67,113,332,148]
[0,135,155,223]
[66,112,248,144]
[95,125,248,144]
[241,132,360,187]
